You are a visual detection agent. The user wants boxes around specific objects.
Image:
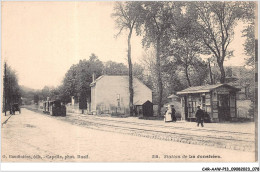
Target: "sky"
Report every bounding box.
[2,1,253,90]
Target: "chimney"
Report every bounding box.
[92,73,96,82]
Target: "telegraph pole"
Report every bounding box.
[9,72,12,115]
[4,62,7,116]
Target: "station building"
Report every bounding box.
[177,84,240,122]
[90,75,152,115]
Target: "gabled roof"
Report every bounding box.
[90,75,104,87]
[167,94,179,99]
[176,84,240,95]
[90,75,152,91]
[134,100,153,106]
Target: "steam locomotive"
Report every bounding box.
[43,99,66,116]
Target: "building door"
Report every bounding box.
[201,96,206,110]
[184,96,188,120]
[218,94,230,121]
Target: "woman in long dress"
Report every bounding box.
[164,105,172,122]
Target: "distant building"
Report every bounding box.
[134,100,153,117]
[167,94,181,102]
[225,66,253,100]
[177,84,240,123]
[90,75,152,115]
[166,94,182,119]
[211,66,253,100]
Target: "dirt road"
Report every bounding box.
[1,108,256,162]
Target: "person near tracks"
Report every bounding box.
[164,105,172,122]
[171,105,176,122]
[195,106,204,127]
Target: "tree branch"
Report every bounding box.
[152,15,161,33]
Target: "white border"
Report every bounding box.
[1,162,260,171]
[0,0,259,171]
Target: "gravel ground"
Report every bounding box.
[56,113,255,152]
[88,114,256,134]
[1,108,256,162]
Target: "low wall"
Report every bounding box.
[237,100,253,119]
[66,103,88,115]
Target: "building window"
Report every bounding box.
[188,101,197,117]
[117,94,120,108]
[202,96,205,109]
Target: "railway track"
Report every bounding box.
[68,115,253,142]
[1,115,13,126]
[62,113,254,152]
[25,107,255,152]
[74,113,254,136]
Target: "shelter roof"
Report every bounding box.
[134,100,153,106]
[90,75,152,91]
[176,84,240,95]
[167,94,179,99]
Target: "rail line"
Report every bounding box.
[1,115,13,126]
[72,113,254,136]
[65,114,254,143]
[25,107,255,151]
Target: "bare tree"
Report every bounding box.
[171,36,202,87]
[243,25,256,67]
[242,1,256,68]
[194,1,254,83]
[139,2,182,116]
[3,62,21,114]
[112,2,142,116]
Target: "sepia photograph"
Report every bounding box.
[1,1,258,170]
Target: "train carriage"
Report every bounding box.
[10,103,21,115]
[43,99,66,116]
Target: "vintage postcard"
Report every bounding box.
[1,1,258,168]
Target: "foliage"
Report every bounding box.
[132,63,145,81]
[104,61,128,75]
[138,2,183,115]
[136,1,255,106]
[112,2,143,116]
[242,25,256,67]
[169,25,205,87]
[190,59,208,86]
[234,67,255,100]
[61,54,103,106]
[112,2,143,38]
[3,63,22,112]
[193,1,255,83]
[16,2,257,115]
[141,48,184,105]
[34,94,39,105]
[241,2,256,68]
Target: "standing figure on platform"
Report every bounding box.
[164,105,172,122]
[171,105,176,122]
[195,106,204,127]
